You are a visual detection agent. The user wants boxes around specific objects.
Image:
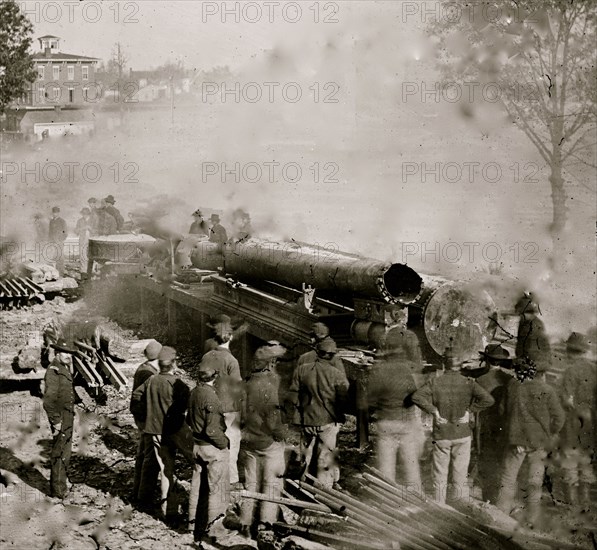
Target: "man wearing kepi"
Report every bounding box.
[239,344,288,536]
[495,359,565,527]
[203,320,243,487]
[131,346,190,519]
[412,350,494,504]
[288,339,349,488]
[129,339,162,503]
[187,354,233,542]
[368,327,423,492]
[298,322,346,375]
[43,338,77,499]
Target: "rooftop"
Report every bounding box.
[32,52,99,62]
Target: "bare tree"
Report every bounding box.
[107,42,129,87]
[429,0,597,261]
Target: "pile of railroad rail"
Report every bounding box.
[285,468,523,550]
[233,466,583,550]
[0,276,45,310]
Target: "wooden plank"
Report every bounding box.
[95,355,128,391]
[72,355,101,387]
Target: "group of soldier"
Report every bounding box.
[123,318,350,543]
[33,202,251,279]
[40,294,596,544]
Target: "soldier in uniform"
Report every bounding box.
[298,322,346,376]
[131,346,190,519]
[474,344,513,504]
[187,354,234,542]
[42,338,76,499]
[368,328,423,491]
[129,339,162,502]
[515,295,551,365]
[202,320,243,486]
[287,339,349,488]
[496,359,565,527]
[239,344,288,536]
[412,351,494,504]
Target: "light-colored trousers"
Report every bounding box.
[225,411,241,484]
[376,417,423,495]
[303,423,341,488]
[432,436,472,504]
[240,441,286,526]
[496,446,547,524]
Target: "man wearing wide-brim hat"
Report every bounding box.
[495,358,566,527]
[208,213,228,246]
[473,344,513,503]
[559,332,596,509]
[103,195,124,231]
[42,338,77,498]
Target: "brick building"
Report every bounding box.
[6,36,100,137]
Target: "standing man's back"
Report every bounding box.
[412,354,494,503]
[288,339,349,487]
[496,360,565,527]
[131,347,190,518]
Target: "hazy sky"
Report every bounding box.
[27,1,425,71]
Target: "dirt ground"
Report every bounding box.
[1,297,595,550]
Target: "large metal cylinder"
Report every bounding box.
[412,275,497,361]
[204,238,423,305]
[88,234,156,263]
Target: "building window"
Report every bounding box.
[83,87,89,101]
[67,65,74,81]
[51,41,58,49]
[53,66,60,80]
[39,85,45,104]
[82,66,89,81]
[69,88,74,103]
[38,66,44,80]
